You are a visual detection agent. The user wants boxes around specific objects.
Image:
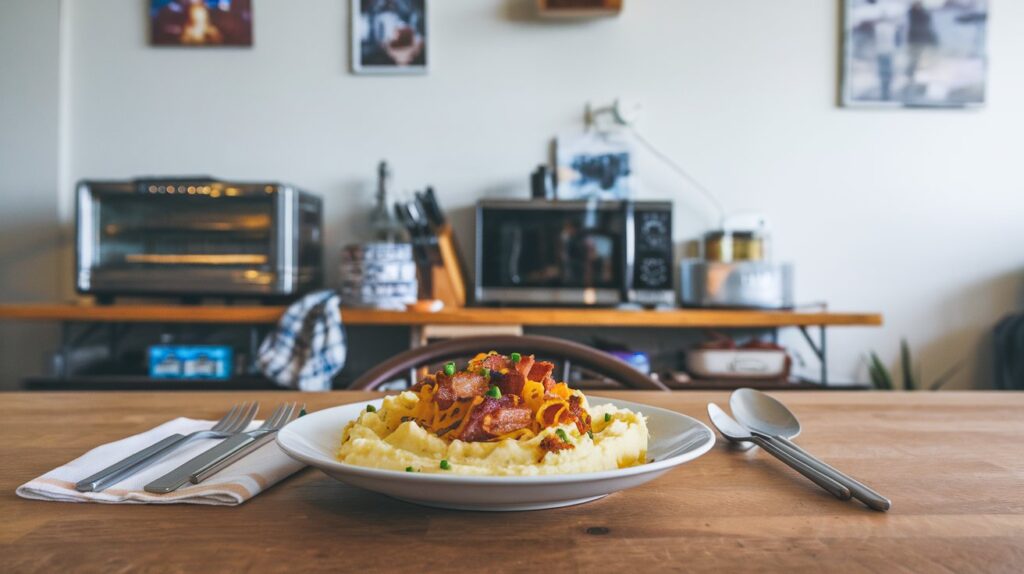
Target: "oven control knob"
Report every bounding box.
[638,258,668,287]
[639,216,669,249]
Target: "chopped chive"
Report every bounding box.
[443,362,456,376]
[440,459,451,470]
[482,367,491,378]
[510,352,521,363]
[485,385,501,399]
[299,408,307,417]
[366,405,377,413]
[604,413,611,422]
[405,466,415,472]
[588,430,594,440]
[555,428,569,442]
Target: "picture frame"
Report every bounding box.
[555,131,633,200]
[841,0,987,108]
[149,0,253,47]
[351,0,429,75]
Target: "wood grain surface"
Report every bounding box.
[0,303,883,328]
[1,391,1021,573]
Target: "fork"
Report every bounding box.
[75,402,260,493]
[144,403,301,494]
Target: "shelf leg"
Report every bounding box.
[798,325,828,386]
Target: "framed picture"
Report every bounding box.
[555,132,633,200]
[150,0,253,47]
[842,0,987,108]
[351,0,428,75]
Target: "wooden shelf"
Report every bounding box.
[0,302,882,328]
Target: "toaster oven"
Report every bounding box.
[475,199,674,306]
[76,178,323,300]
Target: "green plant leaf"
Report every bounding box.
[900,339,917,391]
[868,352,893,390]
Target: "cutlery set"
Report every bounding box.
[709,388,890,512]
[75,402,302,494]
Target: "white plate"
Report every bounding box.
[276,396,715,511]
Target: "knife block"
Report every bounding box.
[429,224,467,308]
[415,223,464,308]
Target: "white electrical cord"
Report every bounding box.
[626,125,727,226]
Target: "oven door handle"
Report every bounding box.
[621,200,635,303]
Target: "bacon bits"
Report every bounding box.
[540,434,574,457]
[457,396,531,442]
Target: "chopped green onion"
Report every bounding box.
[485,385,501,399]
[443,362,456,376]
[482,367,491,378]
[604,413,611,422]
[299,408,307,418]
[588,430,594,440]
[555,428,569,442]
[440,459,451,470]
[510,352,521,363]
[405,466,415,472]
[366,405,377,413]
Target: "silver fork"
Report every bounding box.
[75,402,260,492]
[144,402,301,494]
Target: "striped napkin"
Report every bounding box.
[16,418,306,506]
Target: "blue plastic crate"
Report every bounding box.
[149,345,233,380]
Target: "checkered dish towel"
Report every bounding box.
[258,290,346,391]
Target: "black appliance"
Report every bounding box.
[475,199,674,306]
[76,177,323,300]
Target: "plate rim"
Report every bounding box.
[276,395,715,485]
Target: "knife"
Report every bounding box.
[190,432,278,484]
[144,404,302,494]
[417,187,445,229]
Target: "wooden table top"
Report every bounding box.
[2,391,1021,573]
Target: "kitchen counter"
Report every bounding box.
[2,391,1022,573]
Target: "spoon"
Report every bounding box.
[707,403,851,501]
[730,388,891,512]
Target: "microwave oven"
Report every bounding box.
[474,199,674,306]
[76,177,323,300]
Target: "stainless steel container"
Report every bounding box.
[679,260,794,309]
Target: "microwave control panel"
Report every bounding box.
[634,209,673,290]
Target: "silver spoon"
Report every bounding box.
[707,403,851,500]
[730,388,891,512]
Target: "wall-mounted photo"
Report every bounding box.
[555,132,633,200]
[150,0,253,47]
[352,0,428,74]
[842,0,987,108]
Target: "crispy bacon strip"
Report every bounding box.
[540,435,574,457]
[457,395,531,442]
[431,371,488,409]
[492,370,526,397]
[514,354,536,377]
[528,360,554,382]
[450,371,488,399]
[568,394,592,434]
[481,354,511,372]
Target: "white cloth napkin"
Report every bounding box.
[16,418,306,506]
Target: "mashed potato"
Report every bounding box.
[337,391,649,476]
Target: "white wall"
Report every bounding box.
[0,0,63,389]
[4,0,1023,388]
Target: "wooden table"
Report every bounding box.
[2,391,1021,573]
